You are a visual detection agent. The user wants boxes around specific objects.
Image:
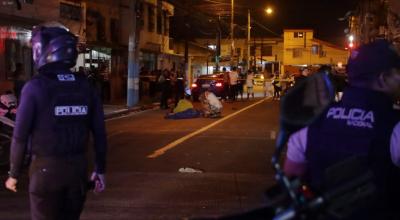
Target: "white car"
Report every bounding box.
[253,74,265,86]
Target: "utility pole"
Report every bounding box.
[127,0,139,107]
[247,9,251,72]
[184,39,189,86]
[260,37,263,71]
[230,0,234,67]
[216,15,221,72]
[253,36,256,71]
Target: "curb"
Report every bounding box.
[104,102,160,120]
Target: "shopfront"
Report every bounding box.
[0,25,32,93]
[76,46,113,102]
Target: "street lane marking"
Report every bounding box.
[147,98,268,158]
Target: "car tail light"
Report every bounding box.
[191,83,198,88]
[215,82,222,87]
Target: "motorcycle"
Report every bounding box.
[0,92,17,120]
[195,72,377,220]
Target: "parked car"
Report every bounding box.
[191,73,225,101]
[253,73,265,86]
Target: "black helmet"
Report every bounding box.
[31,22,78,70]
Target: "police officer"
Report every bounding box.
[284,40,400,219]
[4,22,107,220]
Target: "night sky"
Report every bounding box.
[171,0,360,46]
[247,0,360,45]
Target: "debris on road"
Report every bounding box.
[178,167,203,173]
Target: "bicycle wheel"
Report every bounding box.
[0,132,11,166]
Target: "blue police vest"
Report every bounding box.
[30,71,93,157]
[306,87,400,214]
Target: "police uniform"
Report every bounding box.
[286,40,400,219]
[8,23,107,220]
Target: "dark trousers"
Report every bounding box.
[160,90,169,109]
[29,156,88,220]
[273,86,281,99]
[229,84,237,101]
[223,84,229,100]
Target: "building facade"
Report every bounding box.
[0,0,61,93]
[195,37,284,74]
[0,0,178,103]
[283,29,348,74]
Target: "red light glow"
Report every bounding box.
[215,82,222,87]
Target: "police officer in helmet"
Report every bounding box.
[284,40,400,219]
[5,22,107,219]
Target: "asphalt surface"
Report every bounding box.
[0,95,281,220]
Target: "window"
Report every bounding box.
[294,32,304,38]
[148,5,155,32]
[157,9,162,34]
[60,2,82,21]
[293,48,302,58]
[311,45,319,55]
[318,45,326,57]
[163,11,168,35]
[261,46,272,56]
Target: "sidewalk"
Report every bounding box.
[103,101,160,119]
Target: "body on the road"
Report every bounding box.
[5,22,107,220]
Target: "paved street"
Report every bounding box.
[0,95,280,220]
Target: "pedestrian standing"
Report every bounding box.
[174,70,185,107]
[246,70,254,99]
[229,67,239,101]
[4,22,107,220]
[237,68,245,100]
[263,71,273,98]
[222,67,230,101]
[272,73,281,100]
[294,67,309,86]
[159,69,171,109]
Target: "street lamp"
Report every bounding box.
[265,7,273,15]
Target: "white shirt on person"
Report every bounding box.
[229,71,238,85]
[246,73,254,87]
[205,91,223,110]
